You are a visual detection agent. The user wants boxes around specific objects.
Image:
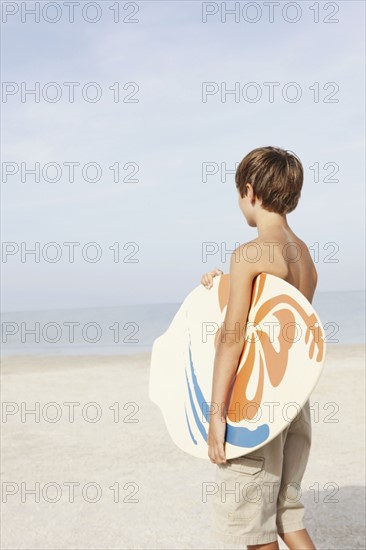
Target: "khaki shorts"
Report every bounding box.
[211,399,312,546]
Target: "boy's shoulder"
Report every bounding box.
[232,237,289,280]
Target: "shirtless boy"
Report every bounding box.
[201,146,317,550]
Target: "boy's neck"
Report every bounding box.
[256,212,290,236]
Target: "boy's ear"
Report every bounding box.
[246,182,254,200]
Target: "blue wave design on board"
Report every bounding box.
[184,369,206,443]
[185,339,270,448]
[226,422,269,447]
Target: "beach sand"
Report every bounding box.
[1,345,365,549]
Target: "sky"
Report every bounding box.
[1,0,365,311]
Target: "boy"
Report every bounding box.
[201,146,317,550]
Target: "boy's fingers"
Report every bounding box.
[203,275,213,287]
[214,451,225,464]
[201,270,222,288]
[218,446,227,463]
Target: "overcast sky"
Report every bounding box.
[1,1,365,311]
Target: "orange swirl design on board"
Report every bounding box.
[216,273,325,423]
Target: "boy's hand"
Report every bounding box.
[207,416,227,464]
[201,268,224,289]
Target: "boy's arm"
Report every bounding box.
[208,244,258,464]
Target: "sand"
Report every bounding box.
[1,345,365,549]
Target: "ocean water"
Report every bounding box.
[0,290,364,357]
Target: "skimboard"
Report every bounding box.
[149,273,326,460]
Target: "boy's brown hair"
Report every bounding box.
[235,146,303,215]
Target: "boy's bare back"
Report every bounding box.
[250,226,318,304]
